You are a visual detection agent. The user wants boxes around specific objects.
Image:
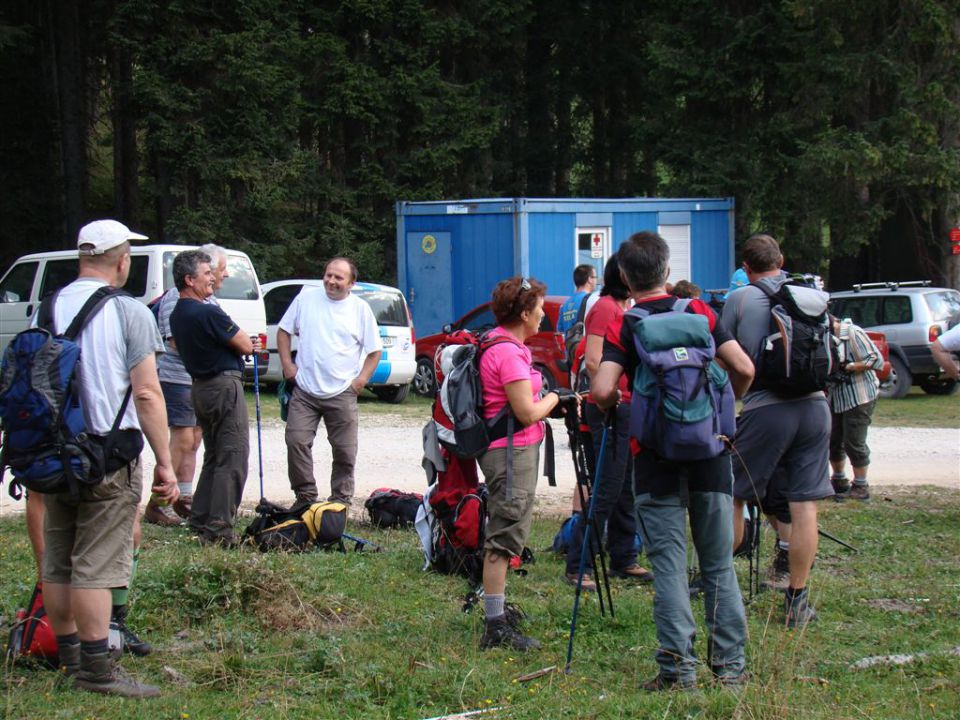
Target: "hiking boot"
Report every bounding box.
[848,483,870,501]
[74,649,161,698]
[713,669,750,692]
[641,672,697,692]
[784,588,818,629]
[831,474,850,495]
[564,571,597,592]
[198,531,241,548]
[480,616,541,652]
[761,546,790,591]
[502,601,528,629]
[172,494,193,520]
[143,501,182,527]
[609,564,654,583]
[112,606,152,657]
[56,641,81,682]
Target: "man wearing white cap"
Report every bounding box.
[38,219,178,697]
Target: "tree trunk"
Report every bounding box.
[110,42,140,227]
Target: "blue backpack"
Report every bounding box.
[627,299,736,462]
[0,286,135,499]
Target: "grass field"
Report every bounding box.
[2,487,958,719]
[247,386,960,428]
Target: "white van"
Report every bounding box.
[0,245,268,369]
[261,279,416,403]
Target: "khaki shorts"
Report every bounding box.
[42,460,142,589]
[479,444,540,558]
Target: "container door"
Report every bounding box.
[406,231,452,336]
[575,227,609,285]
[658,223,691,286]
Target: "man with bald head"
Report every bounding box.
[277,257,382,505]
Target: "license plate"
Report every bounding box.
[381,336,394,348]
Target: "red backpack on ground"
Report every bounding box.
[7,582,58,666]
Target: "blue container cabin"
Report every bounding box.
[396,197,735,336]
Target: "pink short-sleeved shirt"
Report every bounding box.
[479,327,545,449]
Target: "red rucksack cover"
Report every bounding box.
[7,582,58,664]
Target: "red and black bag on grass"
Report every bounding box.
[364,487,423,529]
[6,582,58,666]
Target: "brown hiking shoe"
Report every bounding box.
[641,673,697,692]
[144,501,182,527]
[564,571,598,592]
[55,642,81,685]
[172,494,193,520]
[74,650,160,698]
[848,483,871,501]
[610,564,655,583]
[479,616,541,652]
[761,546,791,591]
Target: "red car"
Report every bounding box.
[866,330,892,383]
[413,296,570,396]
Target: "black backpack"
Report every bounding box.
[563,293,592,379]
[751,280,838,397]
[364,488,422,528]
[244,499,347,552]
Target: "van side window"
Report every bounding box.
[124,256,149,297]
[39,260,79,299]
[882,297,913,325]
[265,284,303,324]
[0,262,38,303]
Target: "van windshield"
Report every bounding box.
[163,251,260,300]
[353,287,407,327]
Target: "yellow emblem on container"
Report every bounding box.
[422,234,437,254]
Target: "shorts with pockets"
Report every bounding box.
[479,444,540,558]
[161,380,196,427]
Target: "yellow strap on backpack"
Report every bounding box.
[300,501,348,542]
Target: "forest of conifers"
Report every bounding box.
[1,1,958,288]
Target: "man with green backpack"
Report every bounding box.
[592,231,754,692]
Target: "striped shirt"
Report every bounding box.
[829,323,884,414]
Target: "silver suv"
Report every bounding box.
[830,282,960,398]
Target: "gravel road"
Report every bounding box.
[1,415,956,519]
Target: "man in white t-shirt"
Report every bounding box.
[278,257,382,504]
[42,220,177,697]
[931,323,960,381]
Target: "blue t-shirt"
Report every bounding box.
[169,298,243,379]
[723,268,749,300]
[557,290,589,334]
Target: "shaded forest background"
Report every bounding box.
[1,0,958,288]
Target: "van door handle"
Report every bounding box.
[25,304,33,317]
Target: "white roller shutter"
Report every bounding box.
[658,224,691,286]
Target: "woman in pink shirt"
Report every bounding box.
[477,276,577,652]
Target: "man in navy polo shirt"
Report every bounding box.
[170,250,256,545]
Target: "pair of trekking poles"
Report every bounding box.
[562,406,616,673]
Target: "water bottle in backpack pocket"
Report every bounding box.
[627,300,736,462]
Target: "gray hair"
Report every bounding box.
[173,250,212,291]
[199,243,228,267]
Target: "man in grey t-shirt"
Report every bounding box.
[720,234,833,629]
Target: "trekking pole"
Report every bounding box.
[565,412,611,673]
[818,527,859,553]
[563,411,612,617]
[252,351,265,502]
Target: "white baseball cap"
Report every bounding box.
[77,219,148,255]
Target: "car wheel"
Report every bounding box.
[534,364,557,393]
[372,384,411,404]
[878,355,911,399]
[919,377,958,396]
[413,357,436,397]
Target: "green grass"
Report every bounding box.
[872,387,960,428]
[2,488,959,718]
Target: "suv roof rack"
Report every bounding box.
[851,280,932,293]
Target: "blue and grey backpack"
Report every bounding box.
[0,286,135,499]
[627,299,736,462]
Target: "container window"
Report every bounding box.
[0,262,38,303]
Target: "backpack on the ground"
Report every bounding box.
[6,582,57,667]
[627,298,736,461]
[244,499,347,552]
[364,487,422,528]
[751,280,837,397]
[0,286,140,499]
